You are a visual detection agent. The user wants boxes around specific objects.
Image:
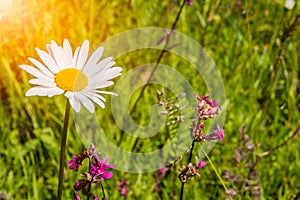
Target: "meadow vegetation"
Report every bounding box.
[0,0,299,199]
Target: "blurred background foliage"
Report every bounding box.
[0,0,299,199]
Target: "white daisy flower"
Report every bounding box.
[19,39,122,113]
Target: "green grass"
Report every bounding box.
[1,0,300,199]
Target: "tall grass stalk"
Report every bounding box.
[200,144,232,200]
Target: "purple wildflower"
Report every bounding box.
[90,157,114,180]
[213,124,225,143]
[68,144,113,200]
[194,93,221,120]
[94,194,99,200]
[198,122,204,130]
[155,164,169,179]
[235,1,242,8]
[196,160,205,168]
[117,180,130,196]
[205,124,225,143]
[88,143,102,162]
[67,155,83,171]
[298,103,300,113]
[74,193,81,200]
[179,161,205,183]
[73,179,89,191]
[188,0,193,6]
[154,164,169,192]
[226,188,238,197]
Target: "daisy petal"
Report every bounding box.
[51,46,69,68]
[64,91,72,98]
[65,92,81,112]
[50,40,59,47]
[29,78,56,87]
[96,57,113,68]
[83,46,104,73]
[46,45,53,57]
[77,40,89,70]
[87,76,115,89]
[95,90,118,96]
[25,86,48,96]
[82,90,105,108]
[101,67,122,80]
[47,87,64,97]
[63,39,73,66]
[89,61,116,79]
[35,48,60,73]
[83,90,106,102]
[28,58,54,78]
[75,92,95,113]
[72,47,80,67]
[25,86,61,97]
[85,57,113,76]
[95,57,113,69]
[19,64,52,80]
[92,97,105,108]
[95,81,114,89]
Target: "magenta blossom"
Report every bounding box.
[154,164,169,192]
[213,124,225,143]
[90,157,114,180]
[194,93,221,120]
[204,124,225,144]
[155,164,169,179]
[93,194,99,200]
[117,180,130,196]
[198,122,205,130]
[68,144,113,200]
[67,155,83,171]
[188,0,193,6]
[196,160,206,168]
[235,1,242,8]
[74,193,81,200]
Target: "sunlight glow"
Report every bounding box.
[0,0,13,11]
[0,0,13,20]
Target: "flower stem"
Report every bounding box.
[87,157,92,200]
[100,182,106,200]
[87,182,91,200]
[57,100,71,200]
[179,139,195,200]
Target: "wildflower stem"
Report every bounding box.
[87,155,92,200]
[187,140,195,163]
[179,139,195,200]
[57,100,71,200]
[100,182,106,200]
[200,144,232,200]
[179,179,185,200]
[87,180,92,200]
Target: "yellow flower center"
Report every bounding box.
[55,68,88,92]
